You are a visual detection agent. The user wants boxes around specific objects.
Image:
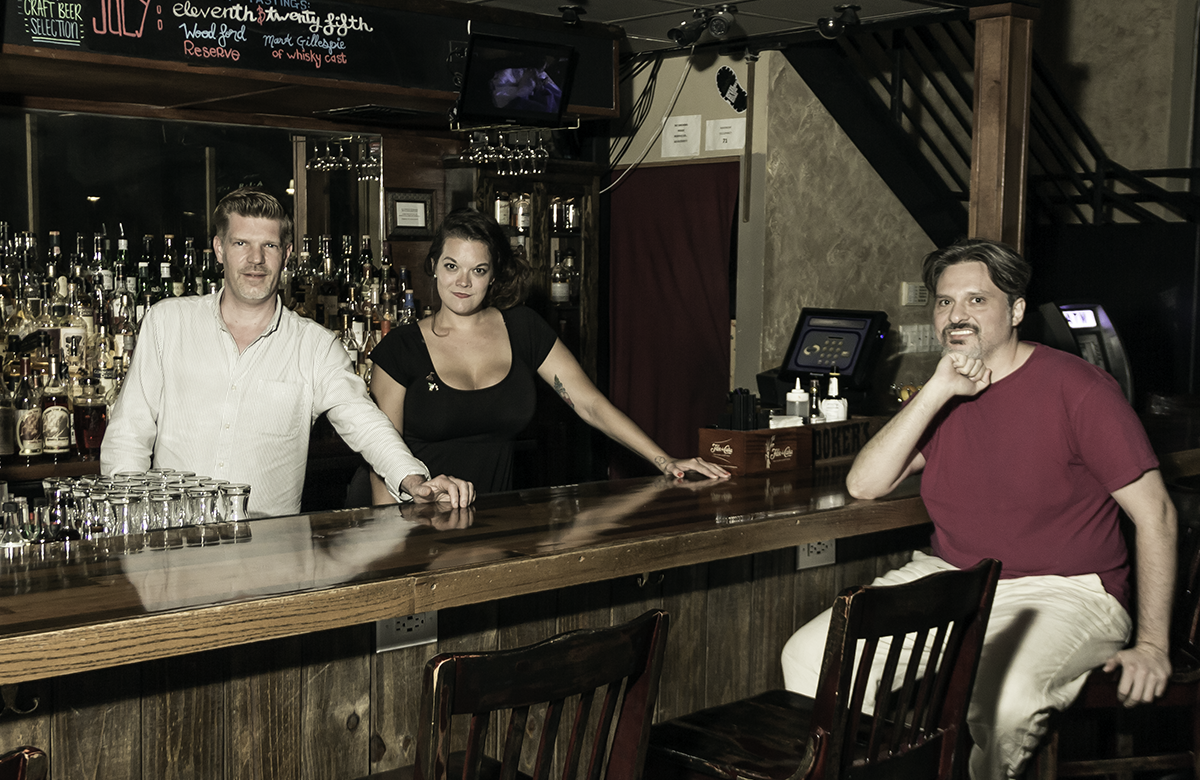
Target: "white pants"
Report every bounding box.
[779,552,1132,780]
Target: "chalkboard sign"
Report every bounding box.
[2,0,617,110]
[6,0,456,86]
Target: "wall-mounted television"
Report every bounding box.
[454,34,577,128]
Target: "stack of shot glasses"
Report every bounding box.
[0,470,253,560]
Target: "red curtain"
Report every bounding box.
[608,162,739,477]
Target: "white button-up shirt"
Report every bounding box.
[102,290,429,518]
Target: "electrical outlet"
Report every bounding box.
[376,611,438,653]
[796,539,836,570]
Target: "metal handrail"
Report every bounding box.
[834,18,1200,226]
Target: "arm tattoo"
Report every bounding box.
[654,456,669,473]
[554,376,575,409]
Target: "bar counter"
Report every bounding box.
[0,472,928,686]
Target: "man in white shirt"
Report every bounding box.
[102,187,473,517]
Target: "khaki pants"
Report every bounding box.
[779,551,1132,780]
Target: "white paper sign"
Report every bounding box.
[705,118,746,151]
[662,114,701,158]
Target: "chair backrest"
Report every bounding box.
[804,558,1001,780]
[0,746,47,780]
[1171,523,1200,668]
[413,609,669,780]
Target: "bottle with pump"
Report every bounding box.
[820,371,849,422]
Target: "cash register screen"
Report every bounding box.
[780,308,890,390]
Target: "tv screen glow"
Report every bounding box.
[455,34,576,128]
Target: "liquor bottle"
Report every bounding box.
[289,236,314,315]
[202,249,222,295]
[398,290,417,326]
[53,277,86,361]
[562,249,580,303]
[549,251,570,305]
[315,236,339,329]
[338,313,361,367]
[15,355,43,464]
[135,260,154,323]
[808,377,825,424]
[45,231,66,298]
[72,375,107,463]
[0,374,15,464]
[358,235,377,304]
[377,253,396,326]
[493,191,511,226]
[34,280,62,358]
[116,228,136,296]
[93,325,118,402]
[820,371,849,422]
[92,232,114,294]
[181,237,200,295]
[41,355,70,460]
[161,234,182,298]
[113,293,137,365]
[512,191,531,234]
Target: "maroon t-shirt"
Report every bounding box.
[918,344,1158,611]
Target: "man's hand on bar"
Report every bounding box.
[401,474,476,507]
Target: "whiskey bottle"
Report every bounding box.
[0,374,15,463]
[41,355,70,460]
[820,371,849,422]
[549,251,570,305]
[161,235,183,298]
[202,249,222,295]
[181,237,200,295]
[15,355,43,464]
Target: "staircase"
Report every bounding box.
[785,20,1200,398]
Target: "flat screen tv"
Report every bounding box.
[454,34,577,128]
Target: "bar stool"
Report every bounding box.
[645,558,1001,780]
[361,608,669,780]
[0,746,47,780]
[1029,524,1200,780]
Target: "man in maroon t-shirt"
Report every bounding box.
[780,239,1176,780]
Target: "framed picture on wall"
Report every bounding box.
[386,189,435,240]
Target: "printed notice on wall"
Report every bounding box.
[705,118,745,151]
[662,114,701,158]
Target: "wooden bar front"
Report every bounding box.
[0,473,931,779]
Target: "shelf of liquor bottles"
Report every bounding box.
[469,166,601,383]
[443,157,607,488]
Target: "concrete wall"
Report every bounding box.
[615,51,939,411]
[1035,0,1197,170]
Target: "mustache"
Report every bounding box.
[942,324,978,338]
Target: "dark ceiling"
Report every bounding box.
[438,0,994,54]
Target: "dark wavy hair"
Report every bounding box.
[922,238,1031,308]
[425,208,530,311]
[212,187,294,250]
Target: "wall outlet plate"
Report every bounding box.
[376,611,438,653]
[796,539,836,570]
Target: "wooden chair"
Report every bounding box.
[0,747,47,780]
[646,558,1002,780]
[1030,525,1200,780]
[366,608,669,780]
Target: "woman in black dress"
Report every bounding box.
[367,208,726,500]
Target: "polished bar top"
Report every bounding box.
[0,473,929,684]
